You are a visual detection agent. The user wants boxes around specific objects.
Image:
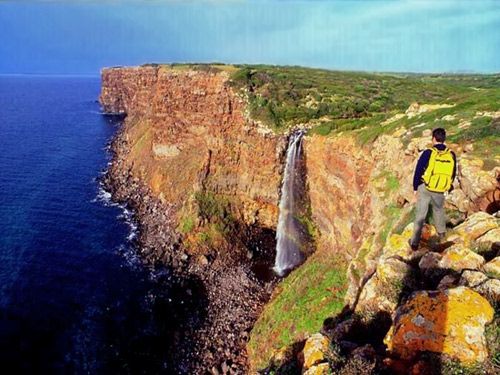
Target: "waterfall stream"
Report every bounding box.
[274,130,305,276]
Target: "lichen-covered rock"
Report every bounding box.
[439,244,485,272]
[384,287,494,364]
[381,227,427,262]
[458,158,498,204]
[483,257,500,278]
[459,270,500,306]
[450,212,498,243]
[299,333,330,370]
[269,345,294,369]
[477,227,500,245]
[303,363,330,375]
[459,270,489,287]
[356,258,414,315]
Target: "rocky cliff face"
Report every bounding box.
[100,65,289,373]
[100,66,283,229]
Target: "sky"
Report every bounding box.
[0,0,499,75]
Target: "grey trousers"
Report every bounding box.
[410,183,447,246]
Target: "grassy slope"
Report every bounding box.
[228,65,499,162]
[225,65,499,370]
[248,252,347,370]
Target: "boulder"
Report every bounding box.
[152,143,181,158]
[439,244,485,272]
[418,252,442,273]
[437,274,459,290]
[449,212,498,244]
[460,270,500,306]
[303,363,330,375]
[299,333,330,370]
[458,159,498,203]
[384,287,494,363]
[356,258,414,315]
[381,225,428,262]
[477,227,500,245]
[483,257,500,278]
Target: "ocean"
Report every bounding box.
[0,75,182,373]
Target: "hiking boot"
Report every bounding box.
[408,239,419,251]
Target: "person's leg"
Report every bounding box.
[430,191,446,237]
[410,184,432,247]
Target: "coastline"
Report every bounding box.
[100,116,279,373]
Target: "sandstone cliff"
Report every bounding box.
[101,65,284,229]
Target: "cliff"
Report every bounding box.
[100,64,289,373]
[100,63,500,374]
[100,65,283,228]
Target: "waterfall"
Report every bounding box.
[274,130,305,276]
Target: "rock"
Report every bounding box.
[356,258,414,315]
[380,225,427,262]
[458,159,498,206]
[439,244,485,272]
[392,127,407,137]
[459,270,500,306]
[418,252,442,272]
[405,137,432,156]
[483,256,500,278]
[458,120,471,129]
[460,270,489,288]
[442,114,456,121]
[382,113,405,125]
[422,129,432,137]
[384,287,494,364]
[450,211,498,243]
[447,188,470,213]
[463,143,474,153]
[477,227,500,245]
[437,274,459,290]
[152,143,181,158]
[405,102,454,119]
[303,363,330,375]
[269,345,293,369]
[299,333,330,370]
[197,254,209,266]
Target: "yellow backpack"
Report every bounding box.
[422,147,455,193]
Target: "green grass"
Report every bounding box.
[248,253,347,370]
[227,64,499,135]
[178,215,195,234]
[194,191,235,234]
[378,204,403,246]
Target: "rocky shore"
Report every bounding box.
[102,110,279,374]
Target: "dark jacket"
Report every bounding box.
[413,143,457,192]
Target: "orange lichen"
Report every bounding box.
[384,287,494,364]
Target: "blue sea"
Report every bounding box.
[0,76,185,374]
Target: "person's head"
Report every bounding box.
[432,128,446,144]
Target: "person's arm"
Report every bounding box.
[413,149,431,191]
[449,150,457,192]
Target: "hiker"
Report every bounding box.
[409,128,457,251]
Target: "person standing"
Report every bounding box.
[409,128,457,250]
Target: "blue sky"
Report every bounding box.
[1,0,499,75]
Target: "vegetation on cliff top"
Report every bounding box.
[227,64,499,172]
[228,65,495,123]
